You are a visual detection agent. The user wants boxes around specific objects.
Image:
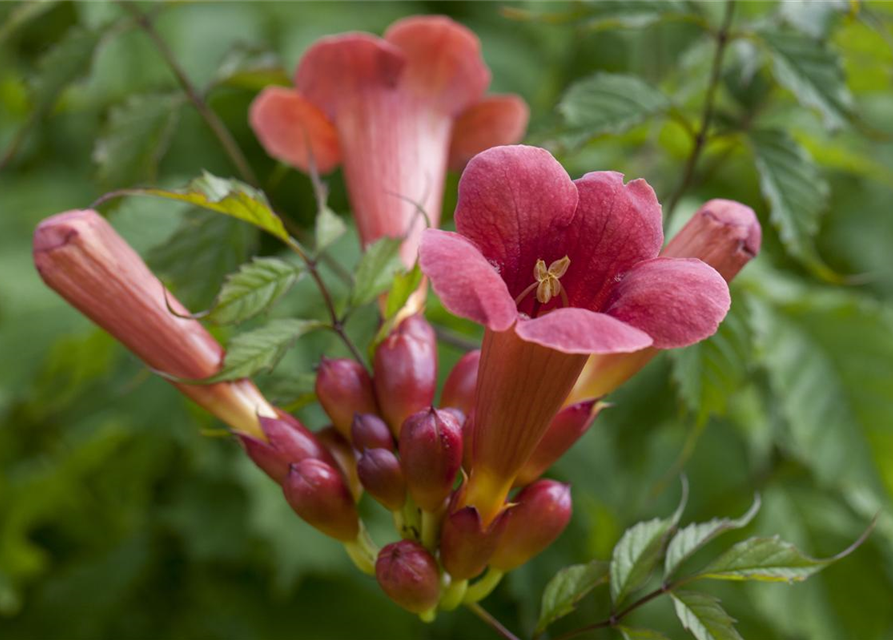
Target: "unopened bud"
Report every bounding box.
[238,413,334,483]
[315,358,378,436]
[351,413,395,452]
[663,199,762,282]
[317,425,362,500]
[376,540,440,614]
[283,459,359,541]
[441,350,480,416]
[399,408,463,512]
[490,480,572,572]
[357,448,406,511]
[515,401,605,487]
[440,506,508,580]
[374,314,437,434]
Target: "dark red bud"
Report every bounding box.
[351,413,394,452]
[399,408,463,512]
[316,425,363,500]
[373,314,437,435]
[315,358,378,436]
[376,540,440,614]
[357,448,406,511]
[490,480,572,572]
[461,412,475,471]
[283,459,359,541]
[441,349,480,416]
[440,506,509,580]
[515,400,604,487]
[238,414,335,483]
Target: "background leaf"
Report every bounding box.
[536,561,609,634]
[350,237,404,308]
[209,256,303,325]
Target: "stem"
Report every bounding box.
[464,568,504,604]
[343,525,378,576]
[118,1,260,187]
[433,325,479,353]
[664,0,736,224]
[466,602,522,640]
[420,508,442,551]
[439,577,468,612]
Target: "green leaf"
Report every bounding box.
[664,495,761,577]
[258,373,317,411]
[694,536,839,583]
[385,264,423,319]
[558,73,669,144]
[760,29,854,130]
[209,257,303,325]
[212,44,290,91]
[314,206,346,254]
[208,319,323,382]
[671,591,743,640]
[610,481,688,605]
[535,560,609,634]
[671,297,752,424]
[749,129,831,277]
[140,172,291,242]
[350,237,404,308]
[506,1,696,30]
[30,26,101,118]
[93,93,184,188]
[620,627,673,640]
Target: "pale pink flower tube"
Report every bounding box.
[33,209,276,437]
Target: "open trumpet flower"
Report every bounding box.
[249,15,529,268]
[419,145,730,524]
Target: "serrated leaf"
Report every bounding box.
[671,591,743,640]
[760,29,854,130]
[620,627,673,640]
[611,481,688,605]
[209,257,303,325]
[93,93,183,188]
[30,26,100,118]
[694,536,834,583]
[664,495,761,577]
[385,264,423,319]
[139,172,291,242]
[208,319,322,382]
[314,206,346,254]
[671,298,752,424]
[535,560,609,634]
[558,73,669,144]
[749,129,830,275]
[350,237,404,308]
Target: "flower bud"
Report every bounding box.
[374,314,437,434]
[440,350,480,416]
[514,401,605,487]
[351,413,394,452]
[283,459,359,541]
[440,506,508,580]
[32,209,276,437]
[663,199,762,281]
[315,358,378,436]
[375,540,440,614]
[238,413,334,483]
[317,425,362,500]
[357,448,406,511]
[490,480,572,572]
[399,408,463,512]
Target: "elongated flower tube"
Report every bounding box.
[419,146,730,524]
[566,198,761,404]
[33,209,276,438]
[249,16,528,268]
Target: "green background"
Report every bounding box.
[1,2,892,639]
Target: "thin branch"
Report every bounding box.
[664,0,736,224]
[118,1,259,187]
[433,325,479,353]
[466,602,522,640]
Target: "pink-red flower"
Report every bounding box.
[249,15,528,268]
[419,145,730,523]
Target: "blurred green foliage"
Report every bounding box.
[1,1,893,639]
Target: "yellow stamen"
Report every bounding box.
[533,256,570,304]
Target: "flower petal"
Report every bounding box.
[249,87,341,173]
[455,145,579,301]
[561,172,663,311]
[419,229,516,331]
[295,33,405,119]
[448,94,529,170]
[605,257,731,349]
[384,16,490,115]
[515,308,653,355]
